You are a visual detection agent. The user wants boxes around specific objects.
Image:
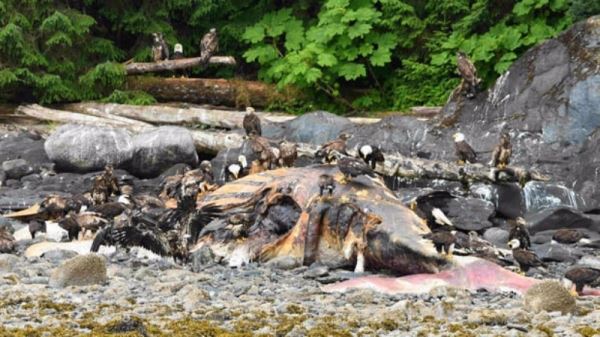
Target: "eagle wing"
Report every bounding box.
[566,267,600,284]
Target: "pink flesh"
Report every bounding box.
[323,258,600,296]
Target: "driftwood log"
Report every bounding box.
[124,56,236,75]
[126,76,298,108]
[62,102,380,129]
[16,104,548,183]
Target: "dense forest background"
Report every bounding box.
[0,0,598,113]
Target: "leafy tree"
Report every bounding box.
[569,0,600,21]
[243,0,573,112]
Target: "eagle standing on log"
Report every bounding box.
[452,132,477,164]
[172,43,188,78]
[152,33,169,62]
[490,132,512,168]
[456,51,480,99]
[200,28,218,64]
[243,107,261,136]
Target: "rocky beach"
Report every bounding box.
[1,15,600,337]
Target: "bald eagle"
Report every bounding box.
[490,132,512,168]
[226,155,248,181]
[152,33,169,62]
[508,217,530,249]
[358,144,385,169]
[200,28,218,63]
[243,107,261,136]
[508,239,545,273]
[452,133,477,164]
[456,51,481,98]
[563,267,600,295]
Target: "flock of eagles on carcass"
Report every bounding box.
[0,35,599,296]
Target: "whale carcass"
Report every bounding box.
[192,165,448,274]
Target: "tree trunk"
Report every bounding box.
[16,104,549,184]
[62,102,381,129]
[124,56,236,75]
[126,76,297,108]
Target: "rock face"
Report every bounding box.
[430,16,600,207]
[45,124,133,172]
[266,111,353,145]
[523,281,575,314]
[49,254,107,288]
[127,126,199,178]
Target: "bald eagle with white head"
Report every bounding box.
[452,132,477,164]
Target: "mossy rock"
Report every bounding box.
[523,281,576,314]
[49,253,107,288]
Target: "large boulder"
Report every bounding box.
[49,254,107,288]
[266,111,353,145]
[127,126,198,178]
[45,124,133,172]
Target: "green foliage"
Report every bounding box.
[101,90,157,105]
[0,0,582,112]
[569,0,600,21]
[243,0,574,112]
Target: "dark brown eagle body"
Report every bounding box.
[423,229,456,255]
[152,33,169,62]
[248,134,276,169]
[491,133,512,168]
[358,144,385,169]
[456,52,481,98]
[565,267,600,294]
[508,239,545,272]
[453,133,477,164]
[243,107,262,136]
[508,217,530,249]
[200,28,218,63]
[553,228,585,244]
[337,157,376,181]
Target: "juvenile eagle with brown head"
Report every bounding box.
[456,51,481,98]
[490,132,512,168]
[200,28,218,63]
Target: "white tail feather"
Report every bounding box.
[432,208,454,226]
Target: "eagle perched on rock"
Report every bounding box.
[452,132,477,164]
[200,28,218,63]
[490,132,512,168]
[456,51,481,99]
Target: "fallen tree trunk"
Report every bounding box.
[16,104,152,133]
[17,104,549,183]
[125,56,236,75]
[62,102,381,129]
[126,76,298,108]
